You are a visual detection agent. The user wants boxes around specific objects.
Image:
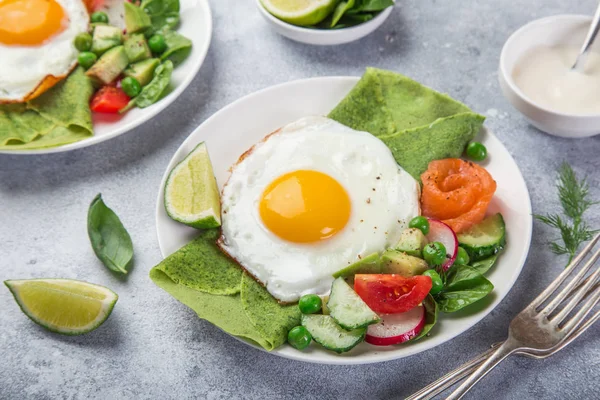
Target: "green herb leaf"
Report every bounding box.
[434,264,494,313]
[534,162,598,265]
[349,0,394,13]
[87,194,133,274]
[141,0,180,33]
[330,0,355,28]
[470,254,498,275]
[412,294,437,341]
[121,60,173,112]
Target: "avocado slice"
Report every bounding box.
[124,33,151,63]
[380,250,429,277]
[85,46,130,86]
[332,253,382,279]
[91,25,123,56]
[123,58,160,86]
[124,2,151,34]
[395,228,428,257]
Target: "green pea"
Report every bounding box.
[287,326,312,350]
[77,52,97,69]
[148,34,167,54]
[455,246,470,265]
[90,11,109,24]
[466,141,487,162]
[423,242,447,266]
[121,77,142,97]
[409,216,430,235]
[422,269,444,295]
[298,294,322,314]
[74,33,92,51]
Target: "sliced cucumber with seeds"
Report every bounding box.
[301,314,366,354]
[327,278,379,330]
[457,213,506,261]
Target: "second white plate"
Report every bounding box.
[155,76,533,365]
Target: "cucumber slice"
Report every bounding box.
[301,314,366,354]
[327,278,380,330]
[457,214,506,261]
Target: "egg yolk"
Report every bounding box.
[259,170,351,243]
[0,0,67,46]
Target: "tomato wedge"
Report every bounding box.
[90,86,130,113]
[354,274,432,314]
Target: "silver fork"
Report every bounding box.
[443,234,600,399]
[406,308,600,400]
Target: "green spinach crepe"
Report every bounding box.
[0,67,93,150]
[150,68,485,350]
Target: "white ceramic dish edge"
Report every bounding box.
[499,14,600,138]
[255,0,393,45]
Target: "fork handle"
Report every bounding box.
[446,339,518,400]
[405,343,501,400]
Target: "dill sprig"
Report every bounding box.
[534,162,598,266]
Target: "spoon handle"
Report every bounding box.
[573,1,600,70]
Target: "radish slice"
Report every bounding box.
[365,306,425,346]
[426,218,458,271]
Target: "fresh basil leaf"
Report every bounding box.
[470,254,498,275]
[141,0,180,32]
[349,0,394,13]
[87,194,133,274]
[435,264,493,313]
[412,294,437,341]
[330,0,355,28]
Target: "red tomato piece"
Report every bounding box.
[90,86,130,113]
[354,274,432,314]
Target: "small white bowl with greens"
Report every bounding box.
[257,0,394,45]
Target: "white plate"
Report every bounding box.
[155,76,533,365]
[1,0,212,155]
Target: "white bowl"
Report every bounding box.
[255,0,393,45]
[499,14,600,138]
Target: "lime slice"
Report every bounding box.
[164,142,221,229]
[260,0,339,26]
[4,279,118,335]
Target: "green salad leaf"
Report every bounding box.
[349,0,394,13]
[412,294,437,341]
[160,30,192,67]
[141,0,180,33]
[121,60,173,112]
[330,0,355,28]
[470,254,498,275]
[87,194,134,274]
[435,264,493,313]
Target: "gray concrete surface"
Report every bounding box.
[2,0,600,399]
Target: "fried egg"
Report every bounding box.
[0,0,90,103]
[219,116,420,303]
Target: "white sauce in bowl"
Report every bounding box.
[513,46,600,115]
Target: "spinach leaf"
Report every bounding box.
[160,30,192,67]
[87,194,133,274]
[121,60,173,112]
[435,264,493,313]
[352,0,394,12]
[470,254,498,275]
[330,0,355,28]
[412,294,437,341]
[141,0,180,32]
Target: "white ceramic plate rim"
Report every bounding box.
[0,0,213,155]
[155,76,533,365]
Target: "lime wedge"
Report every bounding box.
[4,279,118,335]
[164,142,221,229]
[260,0,339,26]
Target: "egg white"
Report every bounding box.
[0,0,89,102]
[219,116,420,303]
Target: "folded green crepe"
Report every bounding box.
[150,230,300,350]
[0,67,93,150]
[329,67,485,179]
[150,68,485,351]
